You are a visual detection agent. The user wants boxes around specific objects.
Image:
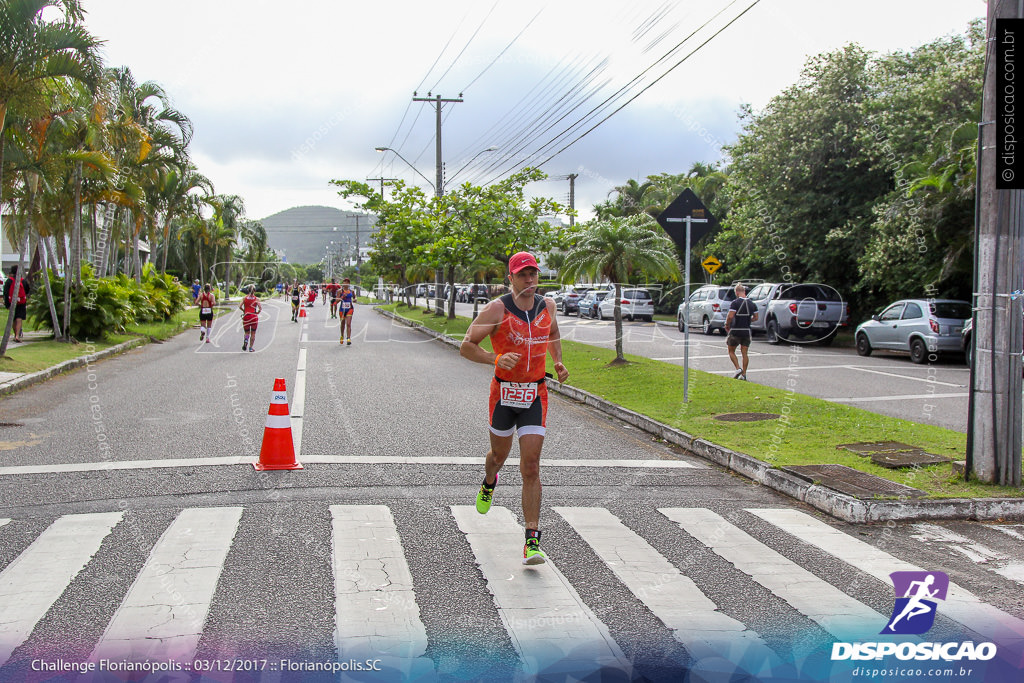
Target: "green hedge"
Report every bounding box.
[27,263,191,340]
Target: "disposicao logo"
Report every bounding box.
[830,570,997,663]
[882,570,949,635]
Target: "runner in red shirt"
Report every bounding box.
[238,285,262,352]
[327,279,341,319]
[195,284,216,343]
[459,252,569,565]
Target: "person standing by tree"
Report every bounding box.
[3,266,29,343]
[459,252,569,565]
[725,283,758,381]
[195,283,216,343]
[238,285,261,352]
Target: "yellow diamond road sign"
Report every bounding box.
[702,256,721,274]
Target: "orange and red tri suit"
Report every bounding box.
[487,293,552,437]
[241,294,260,331]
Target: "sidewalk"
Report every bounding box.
[377,307,1024,524]
[0,331,148,395]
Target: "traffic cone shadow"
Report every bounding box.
[253,378,303,471]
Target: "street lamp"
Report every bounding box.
[374,147,435,193]
[444,146,498,189]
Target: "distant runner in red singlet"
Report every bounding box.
[238,285,261,352]
[460,251,569,566]
[196,284,216,344]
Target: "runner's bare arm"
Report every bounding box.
[545,299,569,383]
[460,299,514,367]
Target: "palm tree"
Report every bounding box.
[0,0,101,356]
[561,215,679,365]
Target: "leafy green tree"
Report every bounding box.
[560,215,679,364]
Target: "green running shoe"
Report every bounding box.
[522,538,546,565]
[475,474,497,514]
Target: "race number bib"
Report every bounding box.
[201,307,212,314]
[340,301,352,310]
[499,381,538,409]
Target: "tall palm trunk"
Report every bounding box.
[40,238,63,340]
[160,218,171,274]
[63,161,82,335]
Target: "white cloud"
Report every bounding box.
[79,0,986,222]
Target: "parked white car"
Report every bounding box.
[597,288,654,322]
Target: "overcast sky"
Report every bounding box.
[79,0,986,223]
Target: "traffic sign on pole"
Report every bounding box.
[702,256,721,275]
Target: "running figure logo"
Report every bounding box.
[882,571,949,634]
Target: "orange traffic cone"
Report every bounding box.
[299,307,307,318]
[253,378,303,470]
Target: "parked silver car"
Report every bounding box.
[676,285,736,334]
[598,288,654,321]
[855,299,971,363]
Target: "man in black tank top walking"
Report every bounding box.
[725,283,758,381]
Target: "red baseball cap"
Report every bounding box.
[508,251,539,274]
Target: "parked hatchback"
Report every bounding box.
[855,299,971,363]
[577,290,609,318]
[598,288,654,321]
[560,286,593,315]
[677,285,737,334]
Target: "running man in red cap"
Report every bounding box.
[460,251,569,565]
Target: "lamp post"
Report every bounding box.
[444,146,498,190]
[374,147,435,192]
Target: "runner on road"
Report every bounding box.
[327,278,341,319]
[290,281,301,322]
[725,283,758,381]
[239,285,262,352]
[459,251,569,565]
[338,278,356,345]
[196,284,216,343]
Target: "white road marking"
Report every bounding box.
[331,505,433,678]
[846,365,965,387]
[661,508,887,641]
[451,505,632,678]
[0,512,123,666]
[748,508,1024,647]
[0,456,699,477]
[0,519,8,529]
[911,523,1024,585]
[555,507,778,673]
[826,393,967,403]
[992,525,1024,542]
[90,507,242,663]
[292,348,307,457]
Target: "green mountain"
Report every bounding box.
[261,205,376,265]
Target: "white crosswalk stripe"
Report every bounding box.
[0,504,1022,678]
[911,523,1024,586]
[554,506,778,674]
[748,508,1024,648]
[330,505,433,679]
[89,507,243,663]
[0,511,123,666]
[661,508,891,642]
[451,505,633,678]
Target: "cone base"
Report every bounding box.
[253,461,303,471]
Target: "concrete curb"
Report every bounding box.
[0,337,149,396]
[376,307,1024,523]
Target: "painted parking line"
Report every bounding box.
[826,393,967,403]
[0,512,124,666]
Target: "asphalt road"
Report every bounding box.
[0,298,1020,683]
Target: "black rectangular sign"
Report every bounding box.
[997,19,1024,189]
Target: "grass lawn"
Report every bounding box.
[0,307,226,375]
[380,302,1020,499]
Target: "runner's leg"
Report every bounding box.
[518,434,543,530]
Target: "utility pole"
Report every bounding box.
[968,0,1024,486]
[366,177,398,198]
[413,92,463,316]
[568,173,578,226]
